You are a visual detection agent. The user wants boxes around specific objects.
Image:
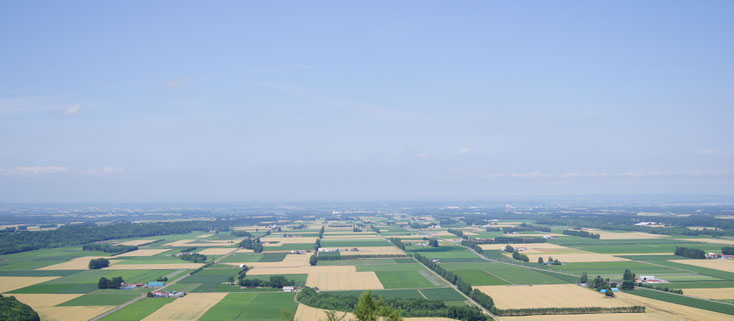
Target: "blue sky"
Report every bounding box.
[1,1,732,202]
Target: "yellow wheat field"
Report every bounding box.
[114,249,171,257]
[231,254,311,269]
[35,306,116,321]
[682,288,734,300]
[197,248,237,255]
[475,285,631,309]
[142,293,228,321]
[323,234,381,239]
[106,263,204,270]
[306,271,383,291]
[235,248,254,253]
[520,253,628,263]
[10,294,82,308]
[116,239,157,246]
[340,246,405,256]
[0,276,60,292]
[670,259,734,273]
[615,292,734,321]
[37,257,120,270]
[196,233,214,238]
[246,265,357,275]
[479,243,571,253]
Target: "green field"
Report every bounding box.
[375,270,436,288]
[101,297,175,321]
[420,287,466,301]
[263,243,314,251]
[219,253,263,263]
[244,274,308,287]
[200,293,257,321]
[180,268,236,292]
[234,292,298,320]
[328,289,424,299]
[258,253,287,262]
[406,246,478,259]
[453,269,509,285]
[626,288,734,315]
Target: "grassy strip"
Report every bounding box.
[625,288,734,315]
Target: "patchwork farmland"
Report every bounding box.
[2,210,734,321]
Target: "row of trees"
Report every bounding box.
[370,225,381,234]
[82,243,138,254]
[88,258,110,269]
[447,229,464,237]
[389,238,406,250]
[722,246,734,255]
[0,217,264,254]
[241,275,295,288]
[239,238,263,253]
[97,276,124,289]
[674,246,706,259]
[297,287,486,321]
[511,251,529,262]
[494,306,645,317]
[413,254,488,310]
[562,229,600,239]
[178,252,207,263]
[236,265,249,286]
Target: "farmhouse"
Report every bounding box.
[283,286,294,292]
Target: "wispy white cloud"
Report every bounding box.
[416,153,430,159]
[561,172,580,177]
[457,147,470,155]
[82,167,125,176]
[165,77,190,89]
[510,171,545,177]
[54,104,82,116]
[6,166,68,175]
[698,149,716,155]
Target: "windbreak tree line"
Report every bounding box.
[0,217,265,254]
[0,294,40,321]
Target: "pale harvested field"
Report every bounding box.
[678,238,734,246]
[0,276,60,292]
[196,233,213,238]
[115,249,171,257]
[616,292,734,321]
[37,257,120,270]
[107,263,204,270]
[479,243,577,254]
[197,248,237,255]
[499,313,665,321]
[261,237,319,244]
[688,226,721,231]
[430,231,455,237]
[116,239,157,246]
[10,294,82,308]
[306,271,383,291]
[295,304,355,321]
[464,231,478,236]
[682,288,734,300]
[585,229,666,240]
[231,254,310,269]
[340,246,405,256]
[475,285,631,309]
[670,259,734,273]
[142,293,227,321]
[235,248,254,253]
[246,265,356,275]
[505,233,564,237]
[36,306,116,321]
[233,225,270,231]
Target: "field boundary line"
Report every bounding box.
[479,268,511,284]
[417,289,428,299]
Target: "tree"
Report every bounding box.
[88,258,110,269]
[504,245,514,253]
[604,286,615,297]
[109,276,124,289]
[280,308,292,321]
[580,272,588,284]
[537,257,544,264]
[98,277,109,289]
[0,294,40,321]
[428,239,439,247]
[325,310,347,321]
[354,291,403,321]
[621,269,635,290]
[309,254,318,266]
